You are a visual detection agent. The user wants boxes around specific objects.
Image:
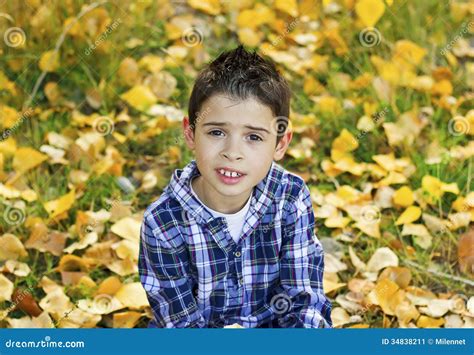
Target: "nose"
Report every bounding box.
[220,136,243,161]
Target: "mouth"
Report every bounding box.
[215,167,246,185]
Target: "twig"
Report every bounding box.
[403,259,474,287]
[24,0,109,109]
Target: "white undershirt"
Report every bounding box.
[190,180,252,243]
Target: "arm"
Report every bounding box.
[139,212,206,328]
[276,184,333,328]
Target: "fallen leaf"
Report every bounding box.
[43,189,75,219]
[355,0,385,27]
[0,233,28,261]
[395,206,422,225]
[13,147,48,174]
[113,311,143,328]
[114,283,149,309]
[416,315,445,328]
[401,224,433,249]
[39,50,60,72]
[367,247,399,272]
[110,217,142,242]
[378,267,412,289]
[0,274,14,302]
[392,186,414,207]
[120,85,158,111]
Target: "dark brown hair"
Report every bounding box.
[188,45,291,144]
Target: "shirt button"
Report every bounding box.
[239,277,244,284]
[234,251,241,257]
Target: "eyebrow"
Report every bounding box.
[202,121,270,134]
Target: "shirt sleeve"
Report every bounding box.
[276,184,333,328]
[138,212,207,328]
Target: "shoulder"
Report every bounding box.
[142,192,184,244]
[271,162,309,205]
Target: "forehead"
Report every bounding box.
[197,94,274,127]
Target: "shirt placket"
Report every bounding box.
[207,218,244,310]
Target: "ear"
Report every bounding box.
[183,116,196,150]
[273,129,293,161]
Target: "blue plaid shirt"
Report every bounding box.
[139,159,332,328]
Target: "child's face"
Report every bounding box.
[183,95,292,205]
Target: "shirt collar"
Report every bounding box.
[167,159,283,225]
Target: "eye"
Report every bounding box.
[208,129,224,137]
[248,134,263,141]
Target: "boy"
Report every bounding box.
[139,45,332,328]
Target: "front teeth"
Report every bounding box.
[219,169,242,178]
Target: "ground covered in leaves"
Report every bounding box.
[0,0,473,328]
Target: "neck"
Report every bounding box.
[191,176,251,214]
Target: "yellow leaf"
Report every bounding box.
[7,311,54,328]
[0,183,21,199]
[120,85,157,111]
[367,247,398,272]
[331,307,351,328]
[393,40,427,68]
[332,129,358,152]
[0,71,17,95]
[113,311,143,328]
[13,147,48,174]
[118,58,139,86]
[392,186,414,207]
[394,300,419,325]
[372,152,396,171]
[0,137,17,156]
[374,171,407,187]
[416,315,445,328]
[0,233,28,261]
[355,0,385,27]
[379,267,412,289]
[138,55,165,74]
[323,272,346,294]
[325,215,351,228]
[371,56,400,85]
[401,224,433,249]
[275,0,298,17]
[187,0,221,15]
[0,274,14,302]
[238,28,263,47]
[110,217,141,242]
[96,276,122,296]
[237,4,275,30]
[43,189,75,219]
[333,156,366,176]
[39,50,60,72]
[372,278,399,315]
[354,220,381,238]
[325,29,349,56]
[115,283,149,309]
[395,206,421,225]
[317,95,341,115]
[0,105,19,128]
[57,254,89,273]
[422,175,459,203]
